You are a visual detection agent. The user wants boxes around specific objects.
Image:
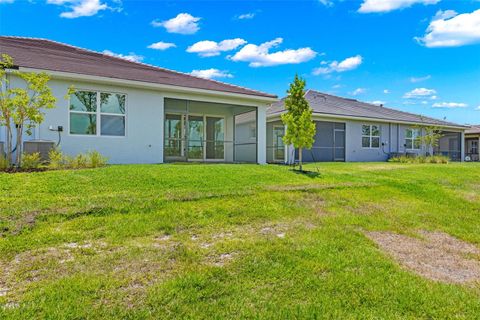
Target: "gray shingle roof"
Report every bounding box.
[268,90,465,128]
[0,36,276,99]
[466,125,480,134]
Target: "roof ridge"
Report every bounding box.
[0,36,276,98]
[274,88,465,127]
[306,88,461,126]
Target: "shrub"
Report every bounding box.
[48,148,66,170]
[70,153,89,169]
[388,155,449,164]
[47,149,108,170]
[87,150,108,168]
[21,152,42,170]
[0,154,9,171]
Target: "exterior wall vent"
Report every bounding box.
[23,140,55,161]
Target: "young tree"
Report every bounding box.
[419,126,442,156]
[281,74,316,171]
[0,54,56,166]
[0,54,14,165]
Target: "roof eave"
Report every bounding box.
[267,111,467,130]
[11,67,278,103]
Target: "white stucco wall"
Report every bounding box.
[3,74,271,164]
[7,76,165,164]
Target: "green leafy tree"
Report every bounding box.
[419,126,443,156]
[0,54,57,166]
[281,75,316,171]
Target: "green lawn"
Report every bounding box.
[1,162,480,319]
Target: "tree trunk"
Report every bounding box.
[299,147,303,172]
[15,125,22,166]
[5,123,12,165]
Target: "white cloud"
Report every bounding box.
[403,88,437,99]
[102,50,143,62]
[47,0,108,18]
[190,69,233,79]
[384,89,390,94]
[147,42,176,50]
[432,102,468,108]
[187,38,247,57]
[237,13,255,20]
[351,88,366,96]
[152,13,201,35]
[358,0,439,13]
[432,9,458,21]
[475,106,480,111]
[416,9,480,47]
[313,55,363,75]
[370,100,386,106]
[0,0,15,4]
[319,0,334,7]
[410,75,431,83]
[229,38,317,67]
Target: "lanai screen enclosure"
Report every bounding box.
[164,98,258,163]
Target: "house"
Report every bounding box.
[267,90,467,163]
[465,125,480,161]
[0,36,277,164]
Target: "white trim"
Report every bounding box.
[267,112,467,131]
[11,68,278,104]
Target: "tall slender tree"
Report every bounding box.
[281,74,316,171]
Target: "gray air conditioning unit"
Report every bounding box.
[23,140,55,161]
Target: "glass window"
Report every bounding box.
[405,128,421,150]
[362,124,380,148]
[100,93,126,114]
[70,91,97,112]
[70,113,96,135]
[101,115,125,136]
[69,91,97,135]
[70,91,126,136]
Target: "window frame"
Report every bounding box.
[405,128,421,150]
[68,89,127,138]
[361,124,381,149]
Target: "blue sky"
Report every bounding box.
[1,0,479,125]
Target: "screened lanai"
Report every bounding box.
[434,131,463,161]
[164,98,258,163]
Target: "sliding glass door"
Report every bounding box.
[164,114,185,160]
[165,113,224,162]
[187,115,204,160]
[273,125,285,162]
[206,116,225,160]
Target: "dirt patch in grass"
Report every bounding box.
[367,230,480,284]
[458,182,480,202]
[0,210,40,237]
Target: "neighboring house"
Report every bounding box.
[0,36,277,164]
[267,90,467,163]
[465,125,480,162]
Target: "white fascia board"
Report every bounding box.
[12,67,278,104]
[267,112,467,131]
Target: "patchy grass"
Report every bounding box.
[1,162,480,319]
